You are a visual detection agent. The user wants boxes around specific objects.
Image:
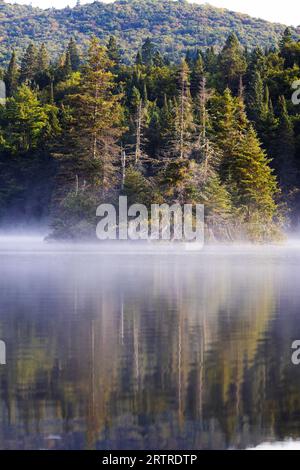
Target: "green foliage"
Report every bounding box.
[0,84,53,153]
[123,166,155,206]
[0,0,298,66]
[218,33,247,92]
[2,24,300,241]
[4,51,18,97]
[50,189,99,240]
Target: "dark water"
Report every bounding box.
[1,238,300,450]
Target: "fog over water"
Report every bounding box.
[1,235,300,449]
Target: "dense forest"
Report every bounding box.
[0,25,300,241]
[0,0,299,64]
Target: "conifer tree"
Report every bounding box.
[1,84,52,153]
[204,46,217,76]
[159,94,175,153]
[135,50,143,66]
[218,33,247,92]
[194,77,216,175]
[231,126,278,222]
[273,95,296,188]
[141,38,155,66]
[37,43,49,72]
[201,174,232,226]
[247,70,264,123]
[107,36,121,69]
[35,43,51,89]
[280,28,296,68]
[190,52,204,97]
[67,38,81,72]
[63,51,72,78]
[211,88,241,180]
[4,51,19,97]
[19,44,38,84]
[153,50,164,67]
[173,59,195,159]
[54,37,124,196]
[192,77,232,226]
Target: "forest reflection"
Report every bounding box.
[0,250,300,449]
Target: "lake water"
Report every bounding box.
[1,237,300,450]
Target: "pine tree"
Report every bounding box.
[247,47,267,78]
[134,93,143,165]
[4,51,19,97]
[218,33,247,92]
[141,38,155,66]
[231,126,278,222]
[201,174,232,226]
[280,28,295,68]
[247,70,264,123]
[145,103,161,158]
[192,77,231,225]
[123,166,154,206]
[63,51,72,78]
[153,50,164,67]
[107,36,121,69]
[280,28,293,50]
[259,86,278,143]
[53,37,124,196]
[173,59,195,160]
[204,46,217,76]
[67,38,81,72]
[135,50,143,66]
[159,94,175,153]
[126,86,149,166]
[190,52,204,97]
[211,88,242,181]
[273,96,296,188]
[37,43,49,72]
[194,76,218,177]
[1,84,51,153]
[19,44,37,84]
[212,88,279,234]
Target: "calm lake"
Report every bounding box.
[1,237,300,450]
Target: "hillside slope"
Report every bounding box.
[0,0,299,63]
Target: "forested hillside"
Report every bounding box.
[0,0,299,64]
[1,28,300,240]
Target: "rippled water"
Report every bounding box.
[1,237,300,449]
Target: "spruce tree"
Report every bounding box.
[190,52,204,97]
[19,44,38,84]
[37,43,49,72]
[247,70,264,124]
[173,59,195,160]
[211,87,241,181]
[5,51,19,97]
[107,36,121,68]
[141,38,155,66]
[54,37,124,196]
[63,51,72,78]
[218,33,247,93]
[232,126,278,222]
[273,96,296,188]
[67,38,81,72]
[1,84,51,153]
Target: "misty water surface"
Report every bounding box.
[1,237,300,449]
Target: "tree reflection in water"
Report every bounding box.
[0,248,300,449]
